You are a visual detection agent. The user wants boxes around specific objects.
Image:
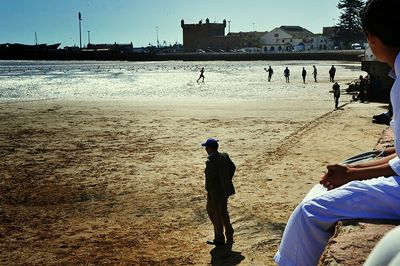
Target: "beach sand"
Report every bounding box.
[0,98,389,265]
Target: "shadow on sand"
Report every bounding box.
[210,243,245,265]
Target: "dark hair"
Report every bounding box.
[360,0,400,48]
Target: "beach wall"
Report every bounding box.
[362,60,394,102]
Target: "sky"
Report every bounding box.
[0,0,341,48]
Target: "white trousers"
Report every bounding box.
[274,176,400,266]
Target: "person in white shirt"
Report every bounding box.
[274,0,400,265]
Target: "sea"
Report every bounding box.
[0,60,365,102]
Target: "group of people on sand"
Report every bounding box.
[264,65,336,84]
[201,1,400,265]
[197,64,341,109]
[197,65,337,85]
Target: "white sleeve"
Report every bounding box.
[389,156,400,176]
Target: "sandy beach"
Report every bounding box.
[0,96,389,265]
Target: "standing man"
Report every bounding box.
[312,65,318,82]
[332,82,340,109]
[197,67,205,83]
[301,67,307,84]
[202,138,236,246]
[264,65,274,82]
[329,65,336,82]
[284,67,290,83]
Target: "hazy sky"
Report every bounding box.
[1,0,341,47]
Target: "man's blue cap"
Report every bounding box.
[201,138,219,148]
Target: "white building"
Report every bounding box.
[260,26,333,52]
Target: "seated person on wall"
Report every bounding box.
[274,1,400,265]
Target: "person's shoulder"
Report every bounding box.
[206,157,216,166]
[220,152,233,162]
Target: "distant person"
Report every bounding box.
[202,138,236,246]
[329,65,336,82]
[264,65,274,82]
[197,67,205,83]
[359,75,367,103]
[284,67,290,83]
[302,67,307,84]
[332,82,340,109]
[353,75,367,103]
[312,65,318,82]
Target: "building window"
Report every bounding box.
[274,34,279,37]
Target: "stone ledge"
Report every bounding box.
[319,221,400,266]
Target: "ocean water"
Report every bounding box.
[0,60,365,102]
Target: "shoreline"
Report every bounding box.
[0,99,388,264]
[0,50,364,62]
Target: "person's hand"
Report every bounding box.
[320,164,354,190]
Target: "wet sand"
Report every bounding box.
[0,99,388,265]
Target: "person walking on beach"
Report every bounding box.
[301,67,307,84]
[284,67,290,83]
[274,1,400,265]
[359,75,367,103]
[332,82,340,109]
[329,65,336,82]
[264,65,274,82]
[312,65,318,82]
[197,67,205,83]
[202,138,236,246]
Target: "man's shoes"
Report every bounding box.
[372,113,391,125]
[206,240,225,246]
[373,113,387,120]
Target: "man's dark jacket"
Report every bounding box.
[205,152,236,200]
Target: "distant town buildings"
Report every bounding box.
[181,19,337,53]
[261,26,333,52]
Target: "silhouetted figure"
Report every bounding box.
[284,67,290,83]
[202,138,236,246]
[197,67,205,83]
[332,82,340,109]
[312,65,318,82]
[302,67,307,84]
[329,65,336,82]
[359,75,366,103]
[264,65,274,82]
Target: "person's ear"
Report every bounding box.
[367,33,381,48]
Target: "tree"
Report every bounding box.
[335,0,365,48]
